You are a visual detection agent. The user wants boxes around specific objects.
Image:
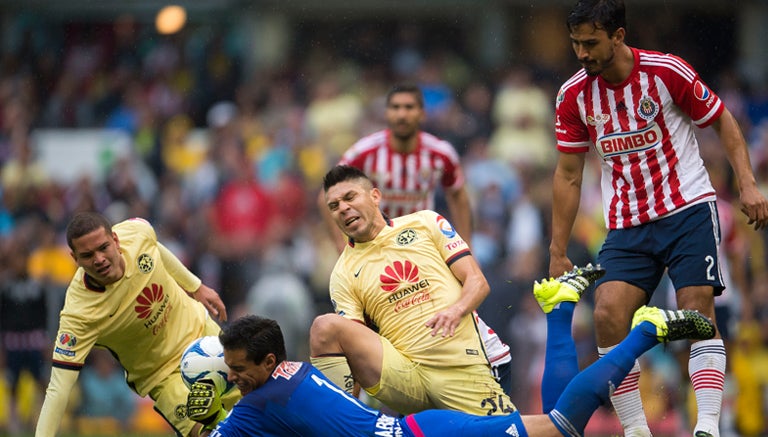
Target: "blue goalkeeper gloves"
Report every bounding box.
[187,379,227,430]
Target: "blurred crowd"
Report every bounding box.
[1,9,768,436]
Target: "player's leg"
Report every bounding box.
[594,226,666,437]
[149,369,208,437]
[402,307,715,437]
[546,306,716,436]
[665,201,727,437]
[308,314,383,394]
[534,263,605,413]
[675,287,725,437]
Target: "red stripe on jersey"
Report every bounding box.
[646,148,668,218]
[629,151,650,225]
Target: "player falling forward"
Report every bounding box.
[187,264,715,436]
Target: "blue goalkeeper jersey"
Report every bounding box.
[208,361,411,437]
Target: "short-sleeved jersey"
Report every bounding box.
[339,129,465,218]
[555,47,723,229]
[330,210,488,367]
[52,218,209,396]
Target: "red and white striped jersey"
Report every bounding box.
[339,129,465,218]
[555,47,724,229]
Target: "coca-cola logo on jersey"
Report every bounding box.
[380,260,432,313]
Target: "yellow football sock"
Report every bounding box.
[310,355,355,394]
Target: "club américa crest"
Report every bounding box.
[137,253,154,274]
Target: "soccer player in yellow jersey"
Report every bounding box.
[309,165,514,416]
[35,212,235,437]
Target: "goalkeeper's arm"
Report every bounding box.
[188,379,228,431]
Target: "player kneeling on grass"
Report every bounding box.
[185,265,716,437]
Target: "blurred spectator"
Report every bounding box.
[304,74,364,159]
[1,133,49,218]
[75,349,137,435]
[730,321,768,436]
[39,72,95,128]
[246,245,313,361]
[0,229,50,435]
[206,141,277,314]
[488,66,554,169]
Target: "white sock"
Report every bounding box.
[689,339,726,437]
[599,346,652,436]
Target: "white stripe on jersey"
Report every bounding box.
[640,52,696,82]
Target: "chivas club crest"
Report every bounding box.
[636,96,659,121]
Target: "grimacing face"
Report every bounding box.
[70,227,126,286]
[385,91,424,143]
[569,22,622,77]
[325,179,383,243]
[223,348,275,396]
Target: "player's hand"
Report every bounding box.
[425,305,463,337]
[739,185,768,230]
[187,379,227,428]
[192,284,228,322]
[548,255,574,279]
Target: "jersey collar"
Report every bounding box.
[347,212,392,248]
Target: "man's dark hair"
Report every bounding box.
[386,84,424,108]
[66,211,113,250]
[322,165,372,193]
[219,315,287,364]
[567,0,626,36]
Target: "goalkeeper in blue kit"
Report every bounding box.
[188,265,715,436]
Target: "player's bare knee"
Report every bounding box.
[309,313,341,349]
[593,304,631,334]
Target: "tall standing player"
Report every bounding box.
[549,1,768,436]
[35,212,235,437]
[318,84,512,394]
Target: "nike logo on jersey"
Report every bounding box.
[354,266,364,277]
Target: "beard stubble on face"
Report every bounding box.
[584,45,616,77]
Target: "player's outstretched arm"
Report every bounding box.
[36,367,79,437]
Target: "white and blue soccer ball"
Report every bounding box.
[180,336,235,395]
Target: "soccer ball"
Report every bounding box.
[180,336,235,395]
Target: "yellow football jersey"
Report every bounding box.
[330,210,489,367]
[52,218,210,396]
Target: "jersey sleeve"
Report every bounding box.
[51,291,99,370]
[659,54,724,128]
[158,242,202,292]
[419,210,471,266]
[35,366,80,436]
[555,83,591,153]
[329,259,364,322]
[124,218,202,292]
